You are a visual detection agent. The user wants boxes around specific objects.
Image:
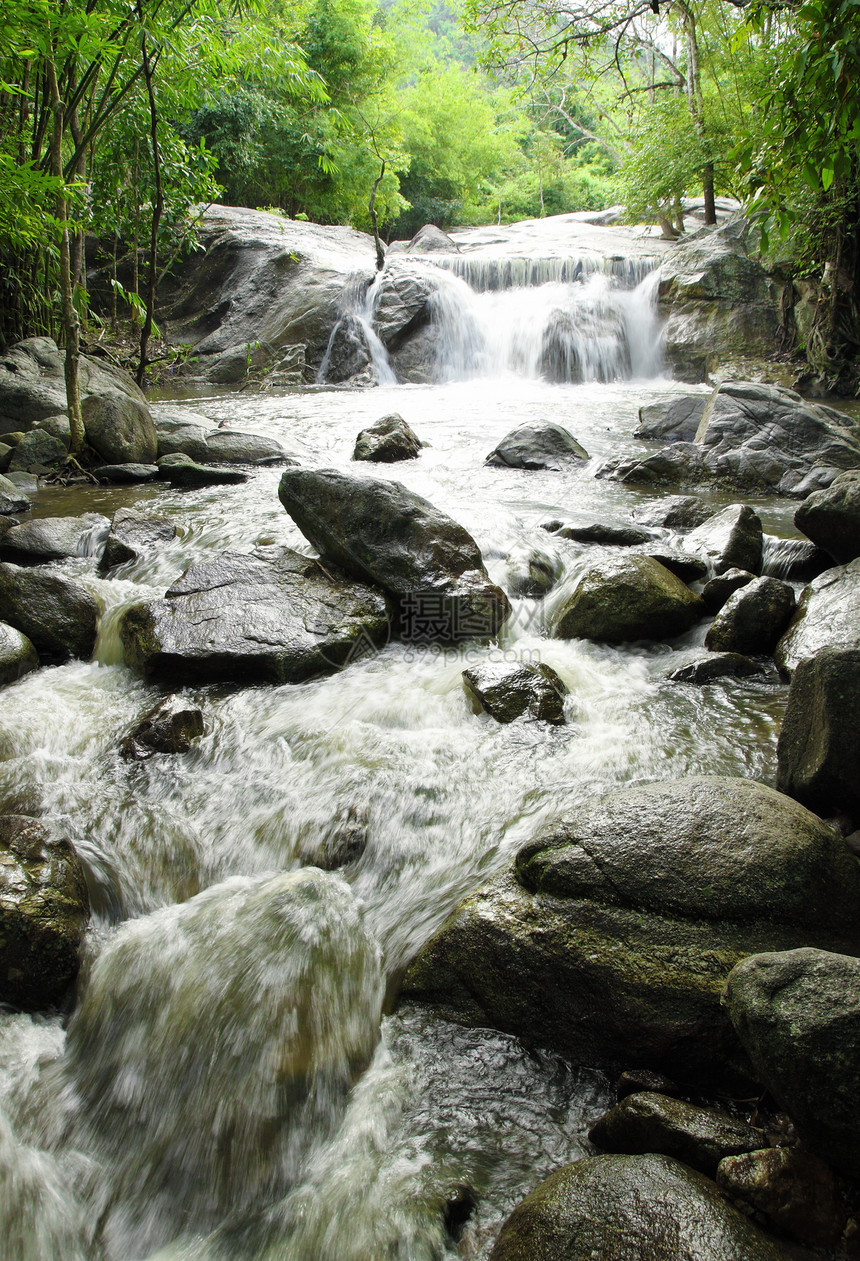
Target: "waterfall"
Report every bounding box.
[316,274,396,387]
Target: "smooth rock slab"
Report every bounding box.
[686,504,763,575]
[0,513,109,565]
[550,554,703,644]
[724,948,860,1179]
[462,661,567,725]
[0,815,90,1010]
[157,452,248,487]
[94,463,160,485]
[99,508,177,573]
[353,413,423,463]
[204,429,293,465]
[486,423,589,471]
[704,577,796,656]
[489,1153,791,1261]
[794,469,860,564]
[119,549,392,685]
[635,395,708,443]
[0,622,39,685]
[0,563,99,659]
[775,557,860,675]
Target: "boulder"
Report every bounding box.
[154,414,214,463]
[0,815,90,1010]
[717,1147,847,1249]
[353,413,423,463]
[635,395,708,443]
[489,1153,791,1261]
[120,549,392,685]
[462,661,567,725]
[0,513,110,566]
[669,652,765,685]
[0,442,12,472]
[8,428,67,472]
[99,508,177,573]
[0,472,31,516]
[203,429,294,465]
[387,325,439,384]
[588,1092,763,1177]
[0,336,147,433]
[702,568,755,613]
[616,1069,682,1100]
[604,442,711,491]
[776,647,860,824]
[486,423,589,471]
[685,504,763,575]
[631,494,713,530]
[775,558,860,675]
[119,695,205,760]
[157,452,248,487]
[278,467,510,642]
[503,546,562,597]
[539,303,630,383]
[794,470,860,564]
[36,413,71,448]
[0,563,99,660]
[762,535,829,582]
[550,555,704,644]
[404,224,458,254]
[295,805,369,871]
[318,313,374,384]
[724,947,860,1179]
[400,777,860,1089]
[81,388,157,466]
[370,262,436,349]
[94,463,160,484]
[0,622,39,685]
[704,577,796,656]
[555,522,652,546]
[642,549,708,583]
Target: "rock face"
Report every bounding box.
[775,558,860,674]
[550,555,703,644]
[119,695,205,760]
[0,336,148,434]
[776,648,860,823]
[704,577,796,656]
[278,467,510,642]
[724,948,860,1179]
[0,514,109,566]
[400,777,860,1089]
[717,1147,847,1249]
[794,470,860,563]
[0,563,99,659]
[489,1153,791,1261]
[485,423,589,471]
[702,568,755,613]
[8,428,67,472]
[99,508,177,572]
[0,622,39,685]
[462,661,567,725]
[81,390,157,465]
[120,549,392,685]
[635,395,708,442]
[353,413,423,463]
[686,504,763,575]
[0,815,90,1010]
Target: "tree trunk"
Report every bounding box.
[368,159,386,272]
[137,30,163,387]
[678,0,717,226]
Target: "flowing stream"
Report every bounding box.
[0,252,798,1261]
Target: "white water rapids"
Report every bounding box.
[0,251,799,1261]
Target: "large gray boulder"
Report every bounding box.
[462,661,567,725]
[550,554,703,644]
[794,469,860,564]
[0,514,109,566]
[685,504,763,574]
[154,411,216,462]
[81,389,157,465]
[0,336,149,434]
[120,549,392,685]
[204,429,293,465]
[99,508,177,573]
[486,423,589,471]
[0,472,31,516]
[400,776,860,1089]
[704,577,796,656]
[635,395,708,443]
[278,467,510,642]
[724,948,860,1179]
[775,557,860,674]
[0,562,99,659]
[0,815,90,1010]
[0,622,39,685]
[353,413,423,463]
[489,1153,791,1261]
[369,261,437,350]
[8,428,67,472]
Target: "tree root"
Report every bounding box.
[45,455,100,485]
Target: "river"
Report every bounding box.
[0,254,797,1260]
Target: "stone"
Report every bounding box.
[616,1069,682,1100]
[550,554,704,644]
[724,947,860,1179]
[503,546,562,598]
[0,563,99,660]
[0,472,31,516]
[0,514,110,566]
[717,1147,847,1249]
[489,1153,791,1261]
[400,777,860,1090]
[119,695,205,760]
[644,549,708,583]
[319,314,373,384]
[0,622,39,685]
[370,262,436,349]
[157,453,248,487]
[155,415,214,463]
[486,423,589,471]
[539,304,630,383]
[404,224,458,253]
[704,577,796,656]
[296,805,369,871]
[794,470,860,564]
[94,463,161,484]
[353,413,423,463]
[636,395,708,443]
[605,442,711,491]
[37,414,71,447]
[204,429,293,465]
[631,495,713,530]
[99,508,178,573]
[686,504,763,575]
[775,558,860,675]
[462,661,567,725]
[81,388,157,465]
[278,467,510,643]
[555,522,652,546]
[0,443,12,473]
[4,472,38,491]
[588,1092,763,1177]
[702,568,756,613]
[762,536,829,583]
[8,429,67,472]
[776,648,860,824]
[669,652,765,685]
[0,336,147,433]
[0,815,90,1010]
[120,549,392,685]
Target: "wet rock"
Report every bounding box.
[297,805,369,871]
[763,535,830,583]
[588,1092,763,1177]
[157,452,248,487]
[775,558,860,675]
[635,395,708,442]
[616,1069,682,1100]
[204,429,294,465]
[81,388,157,466]
[794,470,860,564]
[387,324,438,384]
[0,622,39,685]
[503,546,562,597]
[0,336,147,433]
[555,521,651,546]
[8,428,67,473]
[486,423,589,471]
[370,262,436,349]
[716,1146,847,1248]
[0,563,99,660]
[120,549,392,685]
[322,314,373,383]
[353,413,423,463]
[5,472,39,492]
[540,304,630,384]
[100,508,178,573]
[0,815,90,1010]
[605,441,711,490]
[776,647,860,824]
[489,1153,791,1261]
[462,661,567,725]
[36,414,71,448]
[0,513,110,566]
[278,467,510,643]
[119,695,205,760]
[154,413,215,463]
[724,947,860,1179]
[704,577,796,656]
[0,442,12,473]
[702,568,756,613]
[644,549,708,583]
[669,652,765,685]
[550,554,704,644]
[404,224,458,253]
[94,463,161,484]
[400,777,860,1089]
[686,504,763,575]
[631,494,713,530]
[0,472,31,515]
